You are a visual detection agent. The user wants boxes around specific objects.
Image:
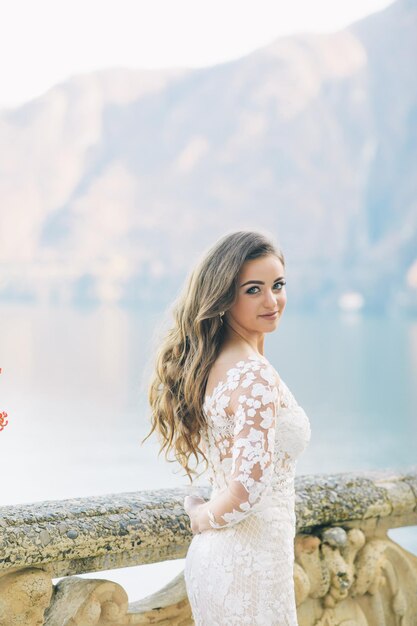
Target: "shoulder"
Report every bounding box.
[206,351,262,389]
[226,356,281,413]
[232,355,281,388]
[204,351,281,404]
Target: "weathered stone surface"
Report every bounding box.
[296,472,382,526]
[0,568,52,626]
[0,469,416,624]
[0,470,416,581]
[0,487,210,578]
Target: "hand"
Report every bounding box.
[184,495,206,535]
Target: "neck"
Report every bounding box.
[223,322,265,356]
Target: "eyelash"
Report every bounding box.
[246,280,286,294]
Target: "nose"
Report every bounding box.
[265,289,278,308]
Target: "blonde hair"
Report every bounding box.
[141,230,285,483]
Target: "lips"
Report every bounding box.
[260,311,278,318]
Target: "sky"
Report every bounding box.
[0,0,394,110]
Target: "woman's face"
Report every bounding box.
[226,254,286,334]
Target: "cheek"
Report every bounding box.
[231,296,255,318]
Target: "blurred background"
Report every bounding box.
[0,0,416,604]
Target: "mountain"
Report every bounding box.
[0,0,416,313]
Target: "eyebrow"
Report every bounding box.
[240,276,285,287]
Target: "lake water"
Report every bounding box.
[0,302,416,603]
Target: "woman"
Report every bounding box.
[144,230,311,625]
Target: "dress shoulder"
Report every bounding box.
[204,354,280,414]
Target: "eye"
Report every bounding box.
[246,280,286,294]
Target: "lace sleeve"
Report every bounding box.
[201,362,278,529]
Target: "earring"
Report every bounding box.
[219,311,224,324]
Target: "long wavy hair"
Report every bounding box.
[141,230,286,483]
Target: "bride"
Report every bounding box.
[143,229,311,625]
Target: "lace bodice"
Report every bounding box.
[184,354,311,625]
[201,354,311,528]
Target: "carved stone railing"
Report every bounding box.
[0,468,416,625]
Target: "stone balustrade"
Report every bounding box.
[0,467,416,625]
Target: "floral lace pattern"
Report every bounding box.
[184,355,311,625]
[205,358,279,528]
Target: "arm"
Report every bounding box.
[197,366,278,530]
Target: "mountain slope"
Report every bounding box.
[0,0,416,312]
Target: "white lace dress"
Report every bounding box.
[184,354,311,625]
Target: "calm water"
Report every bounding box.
[0,302,416,601]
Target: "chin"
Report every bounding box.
[260,319,280,331]
[266,324,279,332]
